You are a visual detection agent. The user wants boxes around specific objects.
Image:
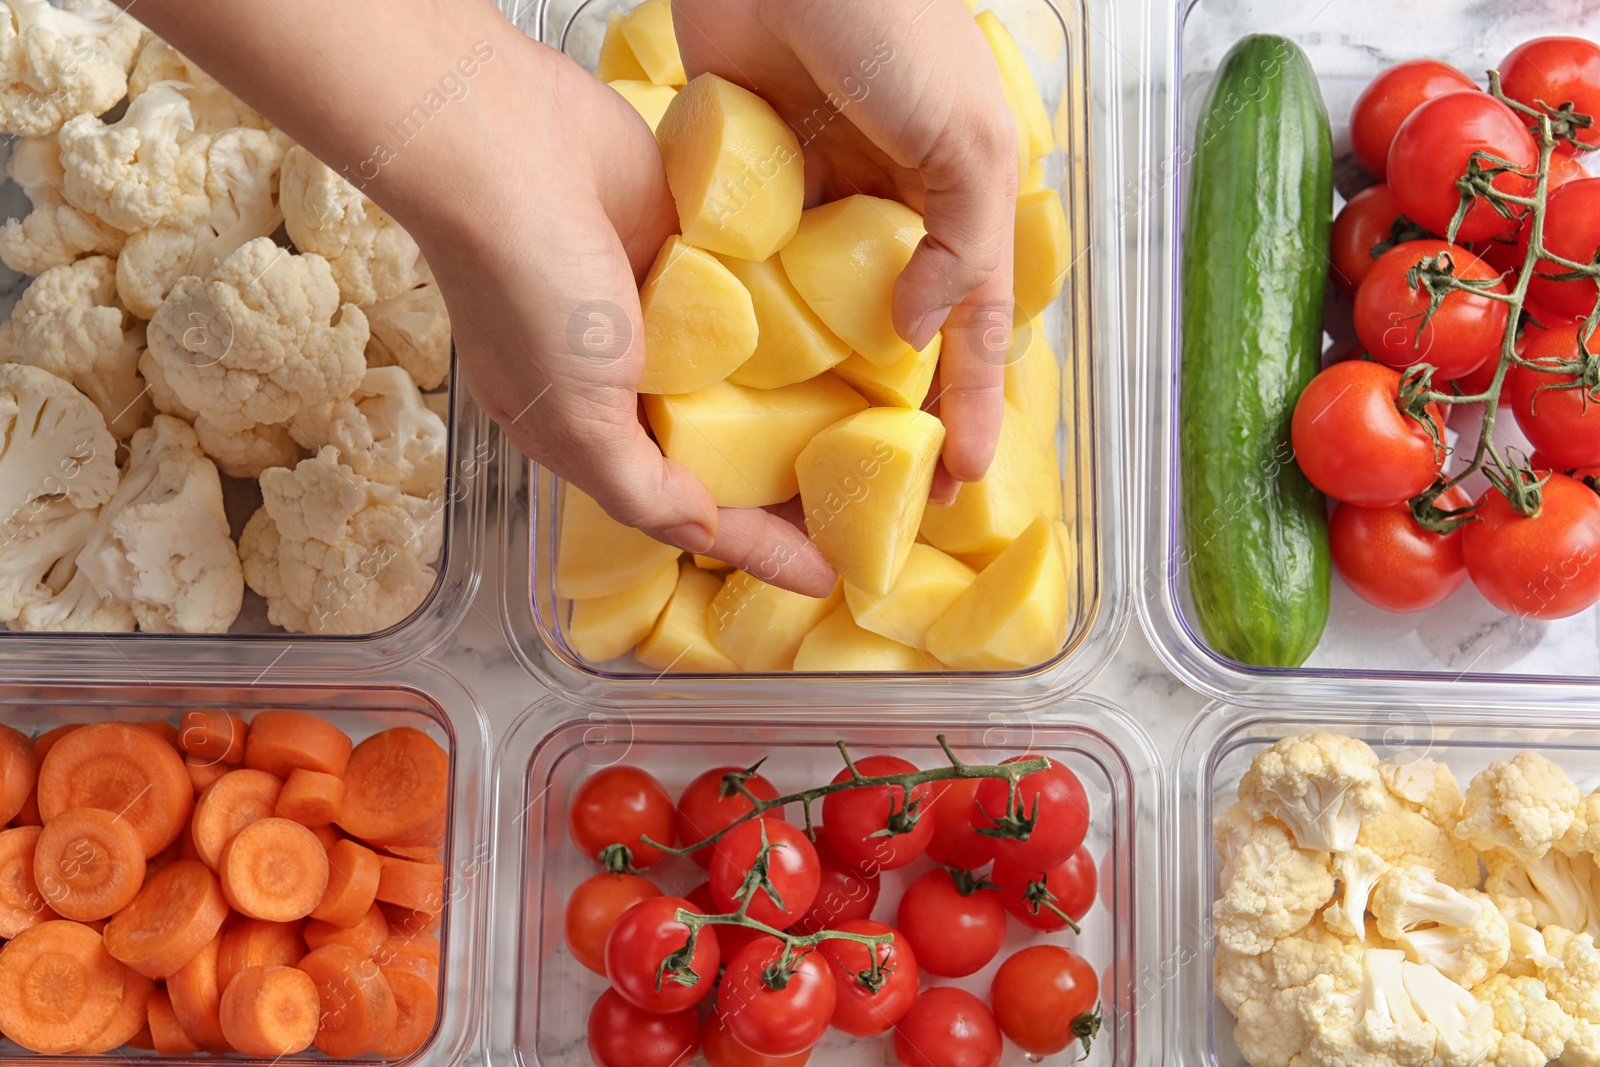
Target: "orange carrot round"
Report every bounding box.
[0,723,37,826]
[103,859,229,978]
[245,711,353,779]
[377,854,445,914]
[308,823,342,852]
[185,754,230,796]
[378,931,441,971]
[74,963,154,1054]
[374,960,440,1058]
[37,723,192,858]
[10,787,41,827]
[178,710,247,766]
[374,938,440,991]
[219,964,321,1056]
[147,988,201,1054]
[278,767,346,826]
[0,920,125,1054]
[381,902,442,937]
[32,723,83,762]
[312,838,381,927]
[0,825,58,938]
[304,901,388,956]
[217,917,307,993]
[219,817,329,922]
[167,931,230,1053]
[134,720,182,750]
[33,807,146,922]
[338,727,449,848]
[125,1021,155,1050]
[297,943,397,1057]
[190,768,284,870]
[383,844,445,863]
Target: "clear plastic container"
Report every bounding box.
[498,0,1128,705]
[0,664,492,1066]
[485,693,1162,1066]
[1135,0,1600,708]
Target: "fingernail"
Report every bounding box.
[929,483,962,507]
[663,522,715,554]
[908,306,952,351]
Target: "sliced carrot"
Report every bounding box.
[338,728,449,848]
[178,826,202,862]
[32,723,83,762]
[217,917,307,992]
[244,711,353,779]
[36,723,192,858]
[190,768,283,869]
[312,838,381,927]
[0,723,38,826]
[377,855,445,914]
[373,937,440,989]
[147,988,201,1055]
[305,901,388,956]
[384,844,444,863]
[167,931,230,1053]
[278,767,345,826]
[185,753,230,796]
[379,931,441,970]
[10,787,41,827]
[178,710,247,766]
[297,943,398,1057]
[374,961,439,1058]
[219,817,329,922]
[33,807,146,922]
[0,825,58,938]
[381,903,442,937]
[308,823,342,852]
[144,837,184,880]
[103,859,229,978]
[125,1022,155,1050]
[0,920,125,1053]
[134,720,181,750]
[74,964,154,1054]
[219,964,321,1056]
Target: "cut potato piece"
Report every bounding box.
[793,603,938,672]
[609,80,678,132]
[636,563,738,672]
[718,254,850,389]
[1023,159,1047,193]
[780,196,926,368]
[844,544,975,651]
[976,11,1053,160]
[619,0,685,87]
[1015,189,1070,317]
[921,402,1060,557]
[658,75,804,261]
[926,517,1069,670]
[1004,326,1061,441]
[568,558,679,662]
[709,573,842,671]
[597,12,649,82]
[832,334,941,409]
[643,375,868,508]
[555,485,682,599]
[639,237,758,394]
[796,408,945,596]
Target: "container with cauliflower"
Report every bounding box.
[0,8,483,653]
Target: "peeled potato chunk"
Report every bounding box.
[921,402,1061,557]
[555,485,682,599]
[844,543,976,651]
[1015,189,1070,318]
[658,74,804,260]
[568,557,679,662]
[636,563,738,673]
[794,603,938,672]
[1004,325,1061,441]
[644,375,868,508]
[619,0,685,87]
[780,196,927,368]
[609,80,678,132]
[639,236,759,394]
[977,10,1053,160]
[718,254,851,389]
[1024,159,1047,193]
[796,407,945,596]
[832,334,942,409]
[709,572,842,671]
[926,516,1070,670]
[597,12,649,81]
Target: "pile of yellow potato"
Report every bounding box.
[555,0,1074,674]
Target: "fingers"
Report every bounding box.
[931,282,1011,483]
[704,506,839,598]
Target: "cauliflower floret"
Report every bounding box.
[288,366,445,496]
[1484,847,1600,938]
[1560,790,1600,858]
[1215,801,1256,871]
[238,447,441,635]
[0,358,115,528]
[192,416,303,480]
[1369,866,1510,987]
[144,237,368,432]
[1504,919,1565,979]
[1359,794,1483,891]
[58,83,209,232]
[0,0,141,137]
[1474,973,1574,1067]
[0,136,124,275]
[0,494,97,622]
[1325,845,1390,941]
[363,271,449,390]
[126,38,266,132]
[279,145,423,305]
[1217,915,1363,1067]
[1213,817,1335,955]
[1238,733,1386,853]
[137,343,196,420]
[0,254,148,437]
[1300,949,1494,1067]
[1539,926,1600,1067]
[1455,752,1582,862]
[1380,756,1466,827]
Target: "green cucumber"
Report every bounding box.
[1180,34,1332,668]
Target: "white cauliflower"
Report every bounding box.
[0,135,123,275]
[1370,866,1510,987]
[136,343,195,420]
[289,366,445,496]
[1540,926,1600,1067]
[1504,920,1565,979]
[1217,915,1363,1067]
[1359,794,1483,891]
[1213,817,1335,955]
[57,83,208,232]
[0,0,141,137]
[1455,752,1582,862]
[193,416,303,480]
[279,145,423,305]
[0,360,114,523]
[363,271,449,390]
[143,237,368,431]
[126,38,265,132]
[1238,733,1387,853]
[1325,845,1390,942]
[1484,847,1600,939]
[1380,756,1466,827]
[1474,974,1574,1067]
[1298,949,1494,1067]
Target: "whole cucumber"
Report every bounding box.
[1180,34,1332,668]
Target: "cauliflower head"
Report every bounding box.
[1213,816,1335,955]
[0,0,141,137]
[127,38,266,133]
[1238,733,1386,853]
[279,145,423,305]
[289,366,446,496]
[0,135,123,275]
[1455,752,1582,862]
[193,415,303,480]
[58,82,209,232]
[363,271,450,390]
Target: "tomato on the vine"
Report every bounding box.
[973,755,1090,871]
[892,987,1002,1067]
[703,1009,812,1067]
[787,831,880,936]
[1508,322,1600,468]
[1462,473,1600,619]
[710,818,821,929]
[922,777,995,870]
[605,896,721,1013]
[991,846,1098,933]
[1291,361,1445,508]
[990,945,1101,1058]
[1330,486,1473,613]
[895,868,1006,979]
[1331,184,1429,294]
[816,919,919,1037]
[718,937,836,1059]
[569,765,675,868]
[587,989,700,1067]
[1549,151,1592,191]
[1389,91,1538,242]
[676,765,785,869]
[565,871,662,976]
[689,881,765,962]
[1355,240,1509,379]
[1500,37,1600,155]
[1525,178,1600,321]
[1350,59,1478,179]
[822,755,934,872]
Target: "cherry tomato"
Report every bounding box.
[821,755,934,873]
[1351,59,1478,179]
[605,896,721,1013]
[718,937,836,1059]
[787,831,880,936]
[1291,361,1445,507]
[587,989,700,1067]
[973,755,1090,871]
[923,777,995,870]
[1331,184,1430,294]
[991,846,1098,933]
[1355,240,1510,379]
[1500,37,1600,155]
[703,1009,812,1067]
[569,765,675,868]
[1508,322,1600,468]
[990,945,1101,1058]
[895,868,1006,979]
[1526,178,1600,321]
[710,819,821,929]
[817,919,919,1037]
[676,765,785,869]
[1389,91,1538,242]
[1462,473,1600,619]
[689,881,765,962]
[565,871,662,976]
[1329,486,1472,613]
[1550,151,1591,191]
[892,987,1002,1067]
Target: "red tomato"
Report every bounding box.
[718,937,837,1059]
[1500,37,1600,155]
[1389,92,1538,242]
[587,989,700,1067]
[787,831,880,936]
[1351,59,1478,179]
[922,777,995,870]
[703,1009,812,1067]
[973,755,1090,871]
[1355,240,1510,379]
[1463,474,1600,619]
[605,896,721,1013]
[676,766,785,869]
[1331,184,1430,294]
[1291,361,1445,507]
[689,881,765,962]
[569,765,675,868]
[565,871,662,976]
[1508,324,1600,469]
[1526,179,1600,321]
[710,819,821,929]
[821,755,934,872]
[1329,486,1473,613]
[817,919,919,1037]
[892,987,1002,1067]
[990,945,1101,1057]
[1550,152,1592,191]
[991,846,1098,933]
[895,868,1006,979]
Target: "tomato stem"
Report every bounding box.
[1019,872,1084,934]
[667,905,894,990]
